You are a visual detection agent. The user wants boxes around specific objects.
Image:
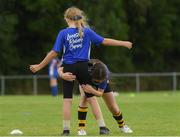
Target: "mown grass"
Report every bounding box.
[0,91,180,136]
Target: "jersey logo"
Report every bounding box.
[67,33,83,51]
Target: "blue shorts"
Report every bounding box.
[93,82,111,93]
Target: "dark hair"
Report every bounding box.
[91,62,107,81]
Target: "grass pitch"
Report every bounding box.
[0,92,180,136]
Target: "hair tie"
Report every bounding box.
[70,15,82,21]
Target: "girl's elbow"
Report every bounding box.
[102,38,108,45]
[51,50,58,57]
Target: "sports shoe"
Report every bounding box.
[61,130,70,136]
[120,125,133,133]
[99,127,110,135]
[77,129,87,135]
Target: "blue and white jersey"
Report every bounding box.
[48,58,62,78]
[52,27,104,64]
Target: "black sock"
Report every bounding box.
[113,112,125,128]
[78,106,88,129]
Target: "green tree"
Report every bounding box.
[0,0,180,74]
[124,0,180,72]
[0,0,20,74]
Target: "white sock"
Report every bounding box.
[63,120,70,130]
[97,118,106,127]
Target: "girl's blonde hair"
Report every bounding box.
[64,7,88,38]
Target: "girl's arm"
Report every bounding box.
[102,38,132,49]
[30,50,58,73]
[81,84,104,97]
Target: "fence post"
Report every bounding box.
[173,72,177,92]
[1,76,5,96]
[33,75,38,95]
[136,73,140,93]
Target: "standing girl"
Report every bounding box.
[48,58,61,96]
[30,7,132,136]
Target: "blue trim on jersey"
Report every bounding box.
[52,27,104,64]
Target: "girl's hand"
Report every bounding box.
[61,72,76,81]
[81,84,94,94]
[57,67,76,81]
[82,84,104,97]
[125,41,133,49]
[29,64,41,73]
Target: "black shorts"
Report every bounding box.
[62,61,94,98]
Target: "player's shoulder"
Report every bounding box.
[56,28,73,38]
[58,28,69,33]
[55,28,66,38]
[83,27,93,32]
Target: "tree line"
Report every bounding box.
[0,0,180,75]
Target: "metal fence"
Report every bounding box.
[1,72,180,95]
[0,75,49,96]
[111,72,180,93]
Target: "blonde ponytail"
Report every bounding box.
[75,20,83,38]
[64,7,88,38]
